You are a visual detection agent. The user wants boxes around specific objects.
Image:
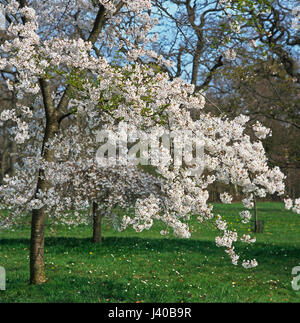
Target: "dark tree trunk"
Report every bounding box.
[253,197,264,233]
[254,197,258,232]
[92,202,103,244]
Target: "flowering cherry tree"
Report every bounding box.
[0,0,298,285]
[0,0,157,284]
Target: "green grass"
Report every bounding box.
[0,202,300,303]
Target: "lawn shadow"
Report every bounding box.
[1,235,300,263]
[44,275,129,302]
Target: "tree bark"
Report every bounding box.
[92,202,103,244]
[30,208,47,284]
[0,139,8,184]
[253,196,259,233]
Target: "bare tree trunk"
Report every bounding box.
[92,202,103,244]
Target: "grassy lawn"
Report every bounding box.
[0,202,300,303]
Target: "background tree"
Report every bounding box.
[150,0,300,199]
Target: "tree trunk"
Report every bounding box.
[30,163,52,284]
[30,208,47,284]
[253,196,263,233]
[0,148,8,184]
[0,138,9,184]
[253,197,258,233]
[30,79,58,284]
[28,4,109,283]
[92,202,103,244]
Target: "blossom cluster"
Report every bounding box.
[284,198,300,215]
[0,0,298,271]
